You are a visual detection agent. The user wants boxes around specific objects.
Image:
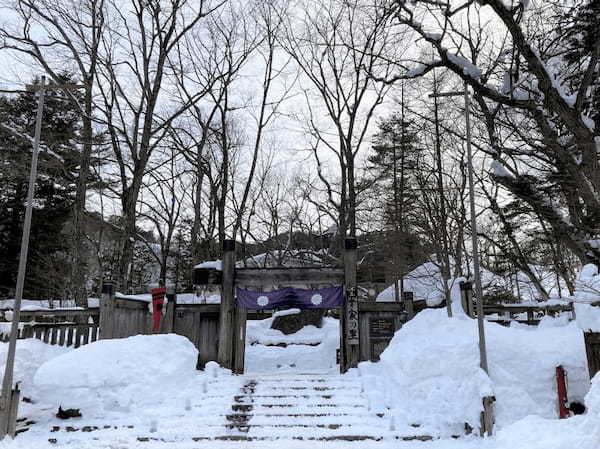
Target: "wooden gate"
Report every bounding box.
[213,239,360,374]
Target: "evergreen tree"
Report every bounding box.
[368,109,424,292]
[0,76,84,299]
[368,111,422,232]
[561,0,600,126]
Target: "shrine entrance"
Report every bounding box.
[215,238,360,375]
[193,238,410,375]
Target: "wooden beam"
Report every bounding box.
[235,267,344,287]
[358,302,406,312]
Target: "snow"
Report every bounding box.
[358,309,590,437]
[490,160,512,178]
[0,299,98,310]
[405,63,430,78]
[33,334,200,411]
[0,309,596,447]
[245,315,339,374]
[272,308,301,317]
[446,53,482,79]
[194,260,223,271]
[0,339,69,396]
[376,258,498,307]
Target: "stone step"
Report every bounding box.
[233,394,363,401]
[256,385,361,391]
[249,402,368,409]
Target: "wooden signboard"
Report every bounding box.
[346,287,359,345]
[369,317,395,339]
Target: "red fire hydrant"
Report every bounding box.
[151,283,167,333]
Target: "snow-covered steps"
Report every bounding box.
[23,373,435,446]
[218,373,434,442]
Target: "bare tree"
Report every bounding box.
[279,0,402,239]
[385,0,600,265]
[94,0,224,290]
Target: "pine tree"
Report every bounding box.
[368,111,422,232]
[0,76,85,299]
[368,109,423,295]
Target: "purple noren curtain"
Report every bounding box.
[236,286,344,310]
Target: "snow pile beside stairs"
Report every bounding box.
[358,309,589,437]
[33,334,203,412]
[0,339,69,397]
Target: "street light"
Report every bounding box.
[0,77,85,439]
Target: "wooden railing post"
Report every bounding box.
[343,238,360,372]
[99,281,115,340]
[218,239,236,370]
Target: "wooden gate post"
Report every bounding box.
[99,281,115,339]
[218,239,236,370]
[343,238,360,372]
[233,307,246,374]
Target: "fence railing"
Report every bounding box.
[0,308,100,348]
[483,302,575,326]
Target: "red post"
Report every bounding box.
[556,365,570,419]
[151,285,167,333]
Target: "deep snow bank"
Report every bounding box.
[491,373,600,449]
[359,309,589,437]
[34,334,199,411]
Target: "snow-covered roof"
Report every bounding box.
[193,260,223,271]
[240,250,326,268]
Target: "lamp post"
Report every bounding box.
[0,77,85,439]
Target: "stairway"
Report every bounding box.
[217,373,433,442]
[28,373,434,446]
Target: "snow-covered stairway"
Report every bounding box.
[217,373,433,442]
[24,373,434,446]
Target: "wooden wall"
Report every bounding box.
[173,304,220,370]
[110,298,153,338]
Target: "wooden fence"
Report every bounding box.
[0,309,100,348]
[484,302,575,326]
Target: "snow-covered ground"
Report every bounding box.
[0,295,598,447]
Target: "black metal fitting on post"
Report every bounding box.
[223,239,236,252]
[344,238,357,250]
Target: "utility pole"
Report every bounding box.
[430,81,492,435]
[430,72,452,317]
[0,77,85,439]
[392,103,399,303]
[399,83,406,300]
